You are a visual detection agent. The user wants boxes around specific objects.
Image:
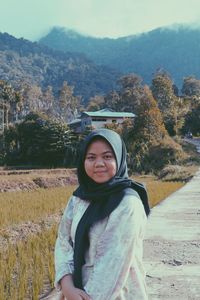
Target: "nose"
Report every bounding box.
[95,158,105,167]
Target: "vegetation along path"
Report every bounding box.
[144,141,200,299]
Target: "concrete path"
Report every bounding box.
[144,140,200,299]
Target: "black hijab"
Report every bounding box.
[72,128,150,289]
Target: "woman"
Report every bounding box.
[54,128,150,300]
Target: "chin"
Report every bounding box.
[94,177,110,184]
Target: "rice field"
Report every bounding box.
[0,225,57,300]
[0,186,75,228]
[0,178,184,299]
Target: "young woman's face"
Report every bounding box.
[84,139,117,183]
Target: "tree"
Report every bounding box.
[5,112,71,167]
[18,83,43,117]
[182,76,200,97]
[151,70,186,135]
[182,102,200,135]
[0,80,22,130]
[133,86,166,141]
[126,86,168,172]
[58,81,81,122]
[42,85,55,116]
[104,90,121,111]
[86,95,105,111]
[104,74,145,112]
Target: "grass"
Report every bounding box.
[0,177,185,299]
[133,175,184,207]
[0,225,57,300]
[0,178,184,229]
[0,186,75,229]
[146,179,184,207]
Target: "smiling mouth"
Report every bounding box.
[94,171,107,174]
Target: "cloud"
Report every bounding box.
[0,0,200,40]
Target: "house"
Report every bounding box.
[68,108,136,133]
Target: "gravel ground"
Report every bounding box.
[144,139,200,300]
[144,167,200,300]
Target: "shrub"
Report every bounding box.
[128,136,186,174]
[147,136,186,172]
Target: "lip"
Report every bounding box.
[94,170,107,174]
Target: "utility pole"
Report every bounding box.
[0,106,5,148]
[0,108,4,133]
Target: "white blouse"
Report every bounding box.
[54,194,148,300]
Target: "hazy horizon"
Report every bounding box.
[1,0,200,41]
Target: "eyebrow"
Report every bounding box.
[86,150,113,155]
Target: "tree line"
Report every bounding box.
[0,70,200,173]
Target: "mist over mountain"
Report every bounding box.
[1,24,200,105]
[39,25,200,88]
[0,32,120,102]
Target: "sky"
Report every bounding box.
[1,0,200,41]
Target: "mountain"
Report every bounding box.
[39,26,200,89]
[0,32,121,102]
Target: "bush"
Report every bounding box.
[3,112,77,167]
[128,136,186,174]
[147,136,186,172]
[0,151,6,166]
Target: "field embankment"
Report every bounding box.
[0,168,77,192]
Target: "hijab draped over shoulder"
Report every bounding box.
[72,128,150,289]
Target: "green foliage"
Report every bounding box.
[4,112,77,166]
[151,71,187,135]
[146,136,186,172]
[3,125,19,163]
[2,112,95,167]
[40,26,200,90]
[97,76,187,174]
[182,76,200,97]
[58,81,81,122]
[0,80,22,128]
[104,74,145,112]
[86,95,105,111]
[0,80,18,106]
[122,86,173,173]
[128,135,185,174]
[0,32,119,103]
[182,102,200,135]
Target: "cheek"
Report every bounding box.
[84,160,91,176]
[111,161,117,176]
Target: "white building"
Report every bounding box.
[68,108,136,132]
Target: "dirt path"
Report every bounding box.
[144,140,200,300]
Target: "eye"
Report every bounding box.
[104,154,113,160]
[86,155,95,161]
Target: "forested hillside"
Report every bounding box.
[1,28,200,171]
[39,26,200,88]
[0,32,120,102]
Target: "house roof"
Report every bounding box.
[68,118,81,125]
[82,108,136,118]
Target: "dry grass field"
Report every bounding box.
[0,167,191,299]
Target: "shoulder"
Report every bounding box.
[65,195,89,208]
[69,195,90,214]
[112,192,147,227]
[106,192,146,225]
[62,195,90,220]
[119,192,145,213]
[106,193,147,235]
